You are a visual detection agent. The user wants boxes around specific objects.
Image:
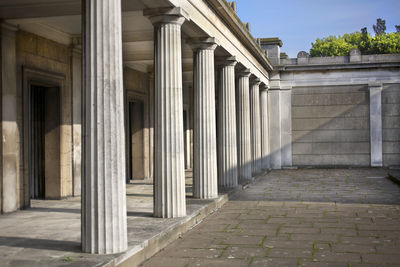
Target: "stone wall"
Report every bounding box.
[292,85,370,166]
[123,67,151,181]
[382,83,400,166]
[16,30,72,207]
[279,51,400,168]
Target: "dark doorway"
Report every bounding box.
[29,85,60,199]
[128,101,144,180]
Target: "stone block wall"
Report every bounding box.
[16,30,73,207]
[382,83,400,166]
[292,85,371,166]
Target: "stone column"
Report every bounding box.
[269,72,282,169]
[148,73,154,179]
[237,70,252,182]
[369,83,383,167]
[71,37,82,197]
[280,88,292,167]
[192,38,218,199]
[260,84,270,170]
[82,0,127,254]
[250,78,262,175]
[144,8,188,217]
[217,57,238,188]
[1,23,19,214]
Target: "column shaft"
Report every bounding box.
[193,42,218,199]
[268,89,282,169]
[217,60,238,187]
[369,84,383,167]
[260,88,270,169]
[146,9,187,218]
[250,80,262,174]
[237,72,252,181]
[1,23,19,213]
[82,0,127,254]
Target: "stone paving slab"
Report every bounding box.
[142,169,400,267]
[0,173,236,267]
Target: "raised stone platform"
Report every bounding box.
[0,172,238,267]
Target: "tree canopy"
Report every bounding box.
[309,19,400,57]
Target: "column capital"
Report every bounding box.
[237,69,251,78]
[144,7,189,26]
[1,22,17,37]
[216,56,237,67]
[260,82,269,91]
[188,37,219,51]
[250,78,261,86]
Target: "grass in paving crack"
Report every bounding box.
[248,256,255,267]
[312,241,317,261]
[63,257,73,262]
[355,224,360,236]
[288,233,293,241]
[265,215,272,224]
[218,245,231,258]
[265,247,272,257]
[259,236,267,248]
[297,259,301,267]
[276,224,284,237]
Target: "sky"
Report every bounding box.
[235,0,400,57]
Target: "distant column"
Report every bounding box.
[1,23,19,214]
[369,83,383,167]
[250,78,262,175]
[82,0,127,254]
[192,38,218,199]
[145,8,188,217]
[237,70,252,182]
[217,57,238,188]
[260,84,270,170]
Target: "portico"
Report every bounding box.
[0,0,272,260]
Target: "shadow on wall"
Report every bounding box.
[290,85,373,167]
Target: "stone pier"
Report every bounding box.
[217,57,238,188]
[237,70,252,182]
[250,78,262,174]
[82,0,128,254]
[145,8,188,218]
[192,38,218,199]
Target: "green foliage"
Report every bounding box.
[310,18,400,57]
[310,31,400,57]
[309,35,357,57]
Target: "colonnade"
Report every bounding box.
[82,3,270,254]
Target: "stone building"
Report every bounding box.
[0,0,399,257]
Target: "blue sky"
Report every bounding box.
[235,0,400,57]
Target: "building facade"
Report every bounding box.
[0,0,399,255]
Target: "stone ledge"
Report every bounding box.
[105,187,241,267]
[388,171,400,186]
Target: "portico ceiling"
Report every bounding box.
[1,0,258,83]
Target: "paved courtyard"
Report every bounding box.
[142,169,400,267]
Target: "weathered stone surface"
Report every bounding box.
[143,169,400,267]
[82,0,127,254]
[145,8,188,218]
[192,39,218,199]
[237,70,252,181]
[217,58,239,188]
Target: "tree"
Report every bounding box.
[309,19,400,57]
[373,18,386,36]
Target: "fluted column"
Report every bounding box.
[250,79,262,174]
[217,57,238,188]
[260,84,270,170]
[82,0,127,254]
[237,70,252,182]
[144,8,188,218]
[191,38,218,199]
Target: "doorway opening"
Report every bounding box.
[128,100,144,180]
[29,85,60,199]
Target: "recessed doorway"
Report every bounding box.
[29,85,60,199]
